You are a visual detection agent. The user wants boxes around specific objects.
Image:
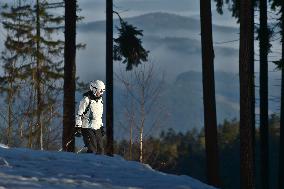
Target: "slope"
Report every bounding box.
[0,145,216,189]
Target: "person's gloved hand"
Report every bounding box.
[100,127,105,137]
[75,127,82,137]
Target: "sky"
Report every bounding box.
[74,0,241,83]
[0,144,216,189]
[0,0,281,81]
[75,0,281,81]
[78,0,236,26]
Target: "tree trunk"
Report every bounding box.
[279,58,284,189]
[279,4,284,189]
[139,127,143,163]
[251,0,256,180]
[130,123,133,160]
[259,0,269,188]
[28,123,33,148]
[7,88,12,146]
[239,0,255,188]
[35,0,44,150]
[106,0,114,156]
[199,0,220,187]
[62,0,76,152]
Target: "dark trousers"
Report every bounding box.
[81,128,104,154]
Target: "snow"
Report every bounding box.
[0,145,216,189]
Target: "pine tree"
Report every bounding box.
[259,0,270,188]
[215,0,257,186]
[105,0,114,156]
[200,0,221,187]
[1,0,65,149]
[113,13,149,71]
[239,0,255,188]
[0,1,29,146]
[62,0,76,152]
[271,0,284,188]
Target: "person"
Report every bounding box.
[75,80,105,154]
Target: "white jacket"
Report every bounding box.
[75,92,104,130]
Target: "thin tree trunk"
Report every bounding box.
[259,0,269,188]
[251,0,256,175]
[106,0,114,156]
[35,0,43,150]
[279,64,284,189]
[63,0,76,152]
[7,88,12,146]
[139,127,143,163]
[130,123,133,160]
[28,85,34,148]
[139,76,146,163]
[28,123,33,148]
[199,0,220,187]
[239,0,255,188]
[279,4,284,189]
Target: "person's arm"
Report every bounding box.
[75,97,90,127]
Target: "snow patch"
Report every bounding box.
[0,144,9,149]
[0,145,217,189]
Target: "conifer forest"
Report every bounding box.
[0,0,284,189]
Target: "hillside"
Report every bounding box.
[0,145,216,189]
[113,70,281,136]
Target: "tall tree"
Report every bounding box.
[280,9,284,186]
[63,0,76,152]
[271,0,284,188]
[279,29,284,189]
[280,3,284,188]
[35,0,43,150]
[0,0,26,146]
[239,0,255,188]
[106,0,114,156]
[259,0,269,188]
[215,0,257,185]
[1,0,65,149]
[200,0,220,187]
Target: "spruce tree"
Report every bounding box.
[271,0,284,188]
[239,0,255,188]
[0,0,65,149]
[200,0,221,187]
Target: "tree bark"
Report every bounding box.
[239,0,255,188]
[200,0,220,187]
[251,0,256,179]
[106,0,114,156]
[7,88,12,146]
[139,127,143,163]
[35,0,43,150]
[62,0,76,152]
[279,4,284,189]
[259,0,269,188]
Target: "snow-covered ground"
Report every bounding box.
[0,144,216,189]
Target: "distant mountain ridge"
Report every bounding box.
[78,12,238,34]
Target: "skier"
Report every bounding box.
[75,80,105,154]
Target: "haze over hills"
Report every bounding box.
[76,12,241,82]
[0,11,280,138]
[113,70,281,138]
[79,12,238,36]
[75,12,281,137]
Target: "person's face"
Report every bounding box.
[95,88,105,97]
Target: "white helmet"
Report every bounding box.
[90,80,105,95]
